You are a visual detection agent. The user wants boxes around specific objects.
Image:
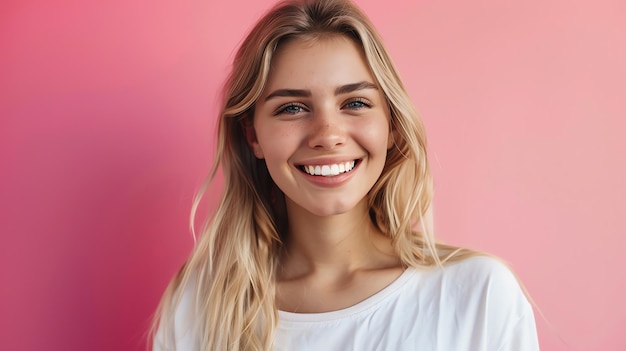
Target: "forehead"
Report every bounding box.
[264,34,375,90]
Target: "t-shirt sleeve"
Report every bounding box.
[152,278,200,351]
[497,311,540,351]
[449,256,540,350]
[479,257,540,350]
[485,259,539,351]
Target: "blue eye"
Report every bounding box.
[344,99,370,110]
[275,103,306,115]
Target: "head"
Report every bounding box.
[215,0,432,256]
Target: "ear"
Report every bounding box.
[242,119,264,159]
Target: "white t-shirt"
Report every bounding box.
[155,256,539,350]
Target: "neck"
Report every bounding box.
[279,198,399,280]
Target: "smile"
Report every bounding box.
[300,160,357,177]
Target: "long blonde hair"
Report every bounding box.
[152,0,477,349]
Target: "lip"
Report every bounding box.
[295,158,361,187]
[295,157,361,167]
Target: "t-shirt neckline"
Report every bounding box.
[278,267,417,323]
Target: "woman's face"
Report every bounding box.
[250,35,392,218]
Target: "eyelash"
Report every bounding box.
[344,98,371,110]
[273,98,372,116]
[274,102,307,116]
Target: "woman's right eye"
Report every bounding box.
[275,103,306,116]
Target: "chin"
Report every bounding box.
[305,202,359,218]
[286,195,367,218]
[310,209,347,217]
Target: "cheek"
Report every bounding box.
[359,120,391,153]
[256,125,298,160]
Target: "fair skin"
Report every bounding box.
[248,34,403,313]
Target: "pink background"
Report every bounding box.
[1,0,624,350]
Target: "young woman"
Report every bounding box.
[152,0,540,350]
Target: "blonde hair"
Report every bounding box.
[151,0,478,350]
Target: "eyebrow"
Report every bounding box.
[334,81,378,95]
[264,81,378,101]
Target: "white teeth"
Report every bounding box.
[321,165,331,176]
[302,161,356,177]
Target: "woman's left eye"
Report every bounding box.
[344,99,371,110]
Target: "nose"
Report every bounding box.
[307,107,347,150]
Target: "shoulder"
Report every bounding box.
[412,256,522,293]
[436,256,531,314]
[443,255,522,292]
[403,255,532,319]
